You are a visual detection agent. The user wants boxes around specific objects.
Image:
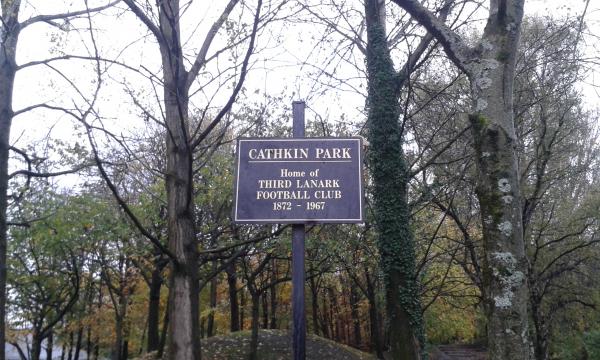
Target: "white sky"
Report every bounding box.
[525,0,600,101]
[8,0,600,185]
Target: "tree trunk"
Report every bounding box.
[67,332,74,360]
[269,281,277,329]
[147,257,163,352]
[81,281,94,360]
[113,282,129,360]
[207,272,218,337]
[468,4,530,358]
[138,317,146,355]
[73,326,83,360]
[94,286,103,360]
[364,0,423,358]
[320,288,330,339]
[0,3,20,360]
[31,330,42,360]
[240,289,246,331]
[389,0,531,358]
[226,262,240,332]
[261,292,269,329]
[309,276,320,336]
[47,331,54,360]
[86,324,93,360]
[365,270,384,359]
[350,283,362,348]
[121,340,129,360]
[249,293,261,360]
[328,287,342,342]
[158,300,169,358]
[114,317,124,360]
[159,1,201,358]
[12,343,26,360]
[531,299,549,360]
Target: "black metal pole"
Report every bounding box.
[292,101,306,360]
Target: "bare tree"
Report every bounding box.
[513,17,600,360]
[74,1,295,357]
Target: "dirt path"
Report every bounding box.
[431,345,487,360]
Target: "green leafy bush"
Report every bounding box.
[584,330,600,360]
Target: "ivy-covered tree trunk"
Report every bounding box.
[390,0,531,358]
[364,0,425,358]
[0,3,20,360]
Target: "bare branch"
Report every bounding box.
[122,0,164,46]
[410,124,471,178]
[299,3,366,55]
[8,164,91,180]
[390,0,472,74]
[190,0,263,149]
[186,0,240,90]
[396,0,453,86]
[199,224,288,255]
[20,1,121,29]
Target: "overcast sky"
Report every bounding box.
[8,0,599,183]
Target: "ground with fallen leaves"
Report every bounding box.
[200,329,376,360]
[134,331,489,360]
[430,344,487,360]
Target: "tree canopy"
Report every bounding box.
[1,1,599,360]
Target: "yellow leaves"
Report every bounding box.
[425,297,482,344]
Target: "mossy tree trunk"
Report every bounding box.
[390,0,530,358]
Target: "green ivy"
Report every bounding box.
[365,17,427,359]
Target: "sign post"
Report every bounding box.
[291,101,306,360]
[233,101,363,360]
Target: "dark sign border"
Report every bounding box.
[232,137,365,224]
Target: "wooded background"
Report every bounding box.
[1,1,599,360]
